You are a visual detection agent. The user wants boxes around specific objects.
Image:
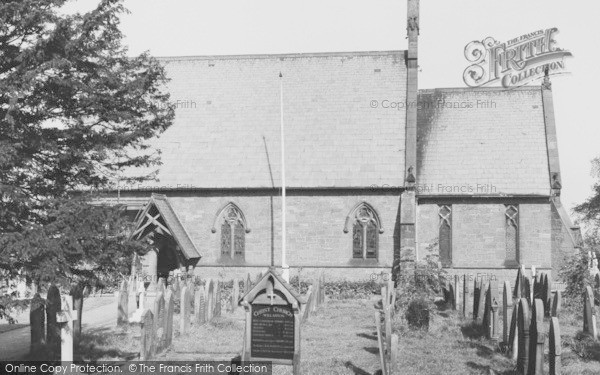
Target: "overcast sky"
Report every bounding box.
[66,0,600,216]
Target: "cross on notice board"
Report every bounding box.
[267,278,276,305]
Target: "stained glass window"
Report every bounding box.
[505,205,519,263]
[220,205,246,260]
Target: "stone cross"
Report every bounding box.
[231,278,240,313]
[551,291,562,318]
[180,286,191,334]
[195,288,206,325]
[29,293,45,354]
[549,317,562,375]
[528,299,545,375]
[56,295,78,361]
[139,309,154,360]
[583,285,597,339]
[517,298,531,374]
[502,281,512,345]
[46,284,61,360]
[164,289,174,348]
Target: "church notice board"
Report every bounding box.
[240,268,303,373]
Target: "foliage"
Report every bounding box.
[0,0,172,321]
[574,157,600,247]
[405,297,430,330]
[558,248,591,307]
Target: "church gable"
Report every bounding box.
[122,51,407,190]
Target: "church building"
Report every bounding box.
[109,0,581,283]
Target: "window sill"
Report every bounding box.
[347,258,380,266]
[217,256,246,266]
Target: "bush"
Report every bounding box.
[559,248,592,308]
[405,297,430,330]
[394,252,447,312]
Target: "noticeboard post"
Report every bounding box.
[240,267,304,374]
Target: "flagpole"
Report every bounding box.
[279,72,289,282]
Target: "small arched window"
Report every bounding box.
[212,203,250,260]
[344,202,383,260]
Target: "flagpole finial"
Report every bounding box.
[279,72,283,78]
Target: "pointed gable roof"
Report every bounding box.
[239,267,304,309]
[130,193,200,260]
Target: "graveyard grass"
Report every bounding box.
[64,295,600,375]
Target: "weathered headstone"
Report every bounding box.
[164,289,174,348]
[46,284,61,359]
[231,278,240,313]
[462,274,470,317]
[240,268,302,374]
[517,298,531,374]
[546,276,553,317]
[139,309,155,360]
[477,281,488,325]
[246,273,252,293]
[180,286,191,334]
[447,282,456,310]
[528,299,545,375]
[301,286,313,323]
[514,265,525,299]
[503,281,512,345]
[523,277,532,305]
[374,311,387,375]
[551,291,562,317]
[154,291,165,352]
[583,285,597,339]
[487,280,500,341]
[117,280,129,326]
[473,279,480,320]
[205,279,214,322]
[508,295,519,361]
[195,288,206,325]
[30,293,45,354]
[384,304,392,356]
[453,275,460,311]
[214,281,222,318]
[549,317,561,375]
[70,284,84,343]
[56,295,78,361]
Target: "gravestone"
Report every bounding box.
[517,298,531,374]
[46,284,61,359]
[164,289,174,348]
[30,293,45,354]
[462,274,470,317]
[320,271,326,305]
[551,291,562,317]
[453,275,460,311]
[158,277,166,292]
[508,295,519,361]
[374,311,387,375]
[487,280,500,341]
[523,277,532,304]
[173,277,181,296]
[154,292,165,352]
[528,299,545,375]
[70,284,84,343]
[540,273,549,314]
[214,281,222,318]
[195,288,206,325]
[546,276,553,316]
[477,281,488,325]
[246,273,252,293]
[231,278,240,313]
[447,282,456,310]
[514,265,525,299]
[301,286,313,323]
[384,304,392,355]
[180,286,191,334]
[56,295,78,361]
[472,279,480,320]
[117,280,129,326]
[240,268,303,374]
[549,317,561,375]
[583,285,597,339]
[503,281,512,344]
[390,333,399,375]
[140,309,155,360]
[205,279,214,322]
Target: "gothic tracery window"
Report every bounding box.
[219,204,247,260]
[505,205,519,264]
[349,204,381,260]
[439,205,452,267]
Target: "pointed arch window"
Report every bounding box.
[505,205,519,265]
[439,205,452,267]
[344,202,384,260]
[212,203,250,260]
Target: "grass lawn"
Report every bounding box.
[71,296,600,375]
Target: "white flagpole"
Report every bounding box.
[279,72,289,282]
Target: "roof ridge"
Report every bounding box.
[155,50,405,61]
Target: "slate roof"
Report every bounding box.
[417,87,551,196]
[122,51,407,190]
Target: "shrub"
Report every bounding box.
[405,297,430,330]
[559,248,592,308]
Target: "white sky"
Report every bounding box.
[65,0,600,215]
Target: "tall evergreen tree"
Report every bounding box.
[0,0,173,321]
